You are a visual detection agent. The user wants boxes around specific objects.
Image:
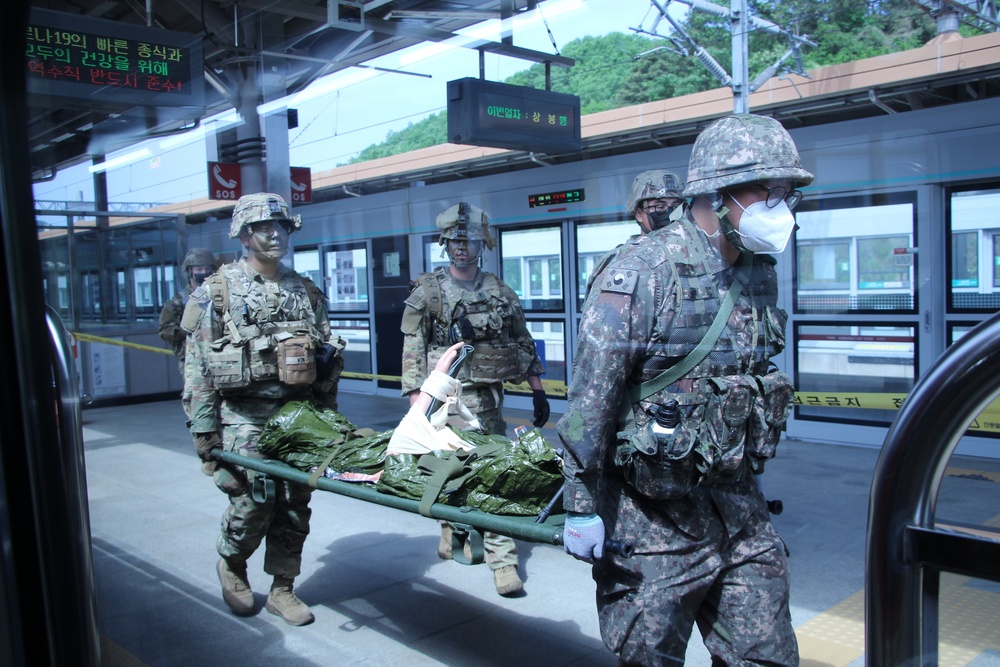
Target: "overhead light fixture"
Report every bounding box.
[88,148,151,174]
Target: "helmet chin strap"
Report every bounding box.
[711,198,749,252]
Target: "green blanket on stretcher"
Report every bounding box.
[256,400,564,516]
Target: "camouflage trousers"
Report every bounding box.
[441,401,518,569]
[214,422,314,578]
[594,486,797,666]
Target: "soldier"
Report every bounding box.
[159,247,216,441]
[400,202,550,597]
[182,192,344,626]
[158,247,216,371]
[584,170,686,297]
[558,114,810,665]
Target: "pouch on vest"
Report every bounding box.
[694,375,756,485]
[747,370,794,472]
[467,341,519,383]
[613,406,699,501]
[207,346,249,389]
[277,334,317,385]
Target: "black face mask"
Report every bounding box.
[645,202,680,230]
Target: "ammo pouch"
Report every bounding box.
[207,345,249,390]
[746,370,794,473]
[276,333,317,385]
[694,375,757,486]
[613,397,701,500]
[467,341,519,383]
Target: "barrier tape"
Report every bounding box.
[72,331,1000,434]
[71,331,173,355]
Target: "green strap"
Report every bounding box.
[415,442,505,517]
[626,257,753,407]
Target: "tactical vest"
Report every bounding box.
[614,218,795,500]
[204,264,326,394]
[419,269,521,385]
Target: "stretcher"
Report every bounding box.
[210,344,633,561]
[212,449,569,564]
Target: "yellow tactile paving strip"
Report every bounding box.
[798,510,1000,666]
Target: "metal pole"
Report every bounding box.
[731,0,749,113]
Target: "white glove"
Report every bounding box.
[563,512,605,562]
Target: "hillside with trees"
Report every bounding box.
[347,0,954,165]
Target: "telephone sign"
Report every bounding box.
[290,167,312,203]
[208,161,241,200]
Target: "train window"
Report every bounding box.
[575,219,635,308]
[519,319,567,389]
[324,245,369,313]
[794,322,916,426]
[794,193,916,313]
[330,319,372,376]
[499,226,563,312]
[947,185,1000,311]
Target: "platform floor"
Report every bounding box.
[84,391,1000,666]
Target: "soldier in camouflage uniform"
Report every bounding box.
[159,248,216,441]
[182,193,344,626]
[584,170,686,297]
[558,115,811,665]
[400,202,549,597]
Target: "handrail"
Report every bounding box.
[866,310,1000,665]
[45,306,101,665]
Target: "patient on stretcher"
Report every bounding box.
[256,342,564,516]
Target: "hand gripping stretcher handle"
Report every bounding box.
[536,479,635,558]
[424,343,475,419]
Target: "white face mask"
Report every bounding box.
[730,197,796,254]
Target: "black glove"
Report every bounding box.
[532,389,550,428]
[194,432,223,462]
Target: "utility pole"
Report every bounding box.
[731,0,750,113]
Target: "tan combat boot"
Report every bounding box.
[217,559,254,615]
[493,565,523,596]
[266,576,314,626]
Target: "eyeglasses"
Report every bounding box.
[757,185,803,210]
[249,220,293,235]
[642,199,680,213]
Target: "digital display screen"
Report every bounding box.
[26,7,204,110]
[528,189,585,207]
[447,78,581,154]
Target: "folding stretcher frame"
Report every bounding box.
[214,449,567,564]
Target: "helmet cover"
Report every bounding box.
[229,192,303,238]
[436,202,496,250]
[625,170,685,217]
[181,247,215,271]
[682,114,814,198]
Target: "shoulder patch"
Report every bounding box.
[189,283,211,304]
[599,266,639,295]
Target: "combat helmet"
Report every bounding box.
[181,247,215,272]
[625,170,685,217]
[229,192,303,238]
[682,114,814,198]
[436,202,496,250]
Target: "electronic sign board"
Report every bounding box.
[26,7,204,111]
[528,189,585,207]
[447,78,581,154]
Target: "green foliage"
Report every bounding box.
[343,2,951,164]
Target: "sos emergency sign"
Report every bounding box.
[206,163,311,202]
[290,167,312,203]
[208,162,241,200]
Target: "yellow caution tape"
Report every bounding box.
[69,332,1000,435]
[71,331,173,355]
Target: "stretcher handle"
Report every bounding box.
[424,343,475,419]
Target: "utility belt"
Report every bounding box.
[208,323,322,390]
[613,370,795,500]
[427,340,519,384]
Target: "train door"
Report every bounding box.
[295,242,377,392]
